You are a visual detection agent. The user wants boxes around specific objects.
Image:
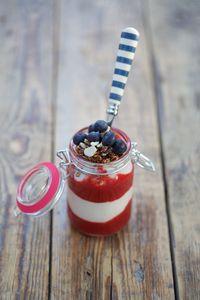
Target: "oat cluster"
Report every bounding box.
[76,142,120,163]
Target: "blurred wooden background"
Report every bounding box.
[0,0,199,299]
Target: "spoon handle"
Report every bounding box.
[107,27,140,124]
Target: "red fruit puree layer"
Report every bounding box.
[68,200,132,236]
[68,164,134,203]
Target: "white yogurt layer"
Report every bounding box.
[68,186,133,223]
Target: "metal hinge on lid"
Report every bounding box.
[56,149,71,179]
[131,142,155,172]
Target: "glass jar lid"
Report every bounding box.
[15,162,65,216]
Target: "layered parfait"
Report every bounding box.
[67,120,134,236]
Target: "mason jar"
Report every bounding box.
[66,128,134,236]
[15,127,154,236]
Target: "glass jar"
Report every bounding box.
[66,128,134,236]
[15,128,155,236]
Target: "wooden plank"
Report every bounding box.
[52,0,174,299]
[51,1,112,299]
[0,1,54,298]
[148,0,200,299]
[108,1,175,299]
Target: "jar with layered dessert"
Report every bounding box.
[65,127,134,236]
[15,122,154,237]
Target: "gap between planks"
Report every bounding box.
[142,0,179,299]
[48,0,61,299]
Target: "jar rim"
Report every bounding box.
[69,127,132,175]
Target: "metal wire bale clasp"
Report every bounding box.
[131,142,155,172]
[56,149,72,180]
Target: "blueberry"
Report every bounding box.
[102,131,116,146]
[112,139,127,154]
[93,120,108,132]
[88,123,95,133]
[73,132,87,145]
[87,131,101,142]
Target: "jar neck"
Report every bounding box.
[69,128,132,175]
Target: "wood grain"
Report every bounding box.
[51,1,112,299]
[148,0,200,299]
[2,0,199,298]
[51,0,174,299]
[109,1,175,299]
[0,1,54,298]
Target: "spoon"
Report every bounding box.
[106,27,140,125]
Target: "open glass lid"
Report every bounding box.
[15,162,66,217]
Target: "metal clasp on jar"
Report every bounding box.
[131,142,155,172]
[56,149,72,179]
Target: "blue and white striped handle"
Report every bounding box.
[109,27,140,105]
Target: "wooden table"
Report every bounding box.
[0,1,199,299]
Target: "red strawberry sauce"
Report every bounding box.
[68,166,134,203]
